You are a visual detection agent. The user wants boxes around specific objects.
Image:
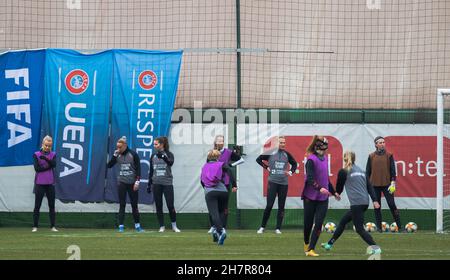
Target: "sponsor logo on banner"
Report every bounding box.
[132,69,159,184]
[60,69,91,178]
[385,136,447,197]
[4,68,32,148]
[138,70,157,90]
[65,69,89,95]
[1,49,45,166]
[262,136,343,197]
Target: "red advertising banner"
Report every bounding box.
[385,136,449,198]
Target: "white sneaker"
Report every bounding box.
[51,227,58,232]
[159,226,165,233]
[207,226,215,234]
[257,227,265,234]
[32,227,37,232]
[275,229,282,234]
[172,227,181,233]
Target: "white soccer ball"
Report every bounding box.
[390,222,399,232]
[365,222,377,232]
[381,222,389,232]
[405,222,418,233]
[324,222,336,233]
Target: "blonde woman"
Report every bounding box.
[207,135,244,234]
[32,136,57,232]
[256,136,297,234]
[321,151,381,255]
[201,149,237,245]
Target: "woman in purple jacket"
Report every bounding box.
[302,136,340,256]
[201,149,237,246]
[32,136,57,232]
[207,135,244,234]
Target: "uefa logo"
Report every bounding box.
[138,70,157,90]
[65,69,89,95]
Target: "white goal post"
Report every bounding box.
[437,88,450,233]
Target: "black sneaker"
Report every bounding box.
[212,230,219,242]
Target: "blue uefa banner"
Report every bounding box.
[105,49,183,204]
[0,50,45,166]
[42,49,112,202]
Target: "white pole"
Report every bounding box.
[437,89,443,233]
[436,89,449,233]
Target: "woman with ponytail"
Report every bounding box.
[302,135,340,257]
[147,136,180,233]
[32,135,57,232]
[320,151,382,255]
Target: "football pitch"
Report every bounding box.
[0,228,449,260]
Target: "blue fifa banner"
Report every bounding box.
[105,50,183,204]
[0,50,45,166]
[42,49,112,202]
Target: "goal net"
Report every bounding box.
[437,88,450,233]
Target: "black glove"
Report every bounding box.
[232,145,242,156]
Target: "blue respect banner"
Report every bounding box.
[0,50,45,166]
[105,49,183,204]
[42,49,112,202]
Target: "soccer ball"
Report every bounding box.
[390,222,399,232]
[324,222,336,233]
[381,222,389,232]
[365,222,377,232]
[405,222,418,233]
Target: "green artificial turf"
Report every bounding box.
[0,228,449,260]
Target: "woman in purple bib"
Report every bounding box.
[32,136,57,232]
[207,135,244,234]
[302,136,340,256]
[201,149,237,245]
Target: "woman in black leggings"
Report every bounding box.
[147,136,180,233]
[32,135,57,232]
[321,151,382,255]
[256,136,297,234]
[201,149,237,245]
[302,136,340,257]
